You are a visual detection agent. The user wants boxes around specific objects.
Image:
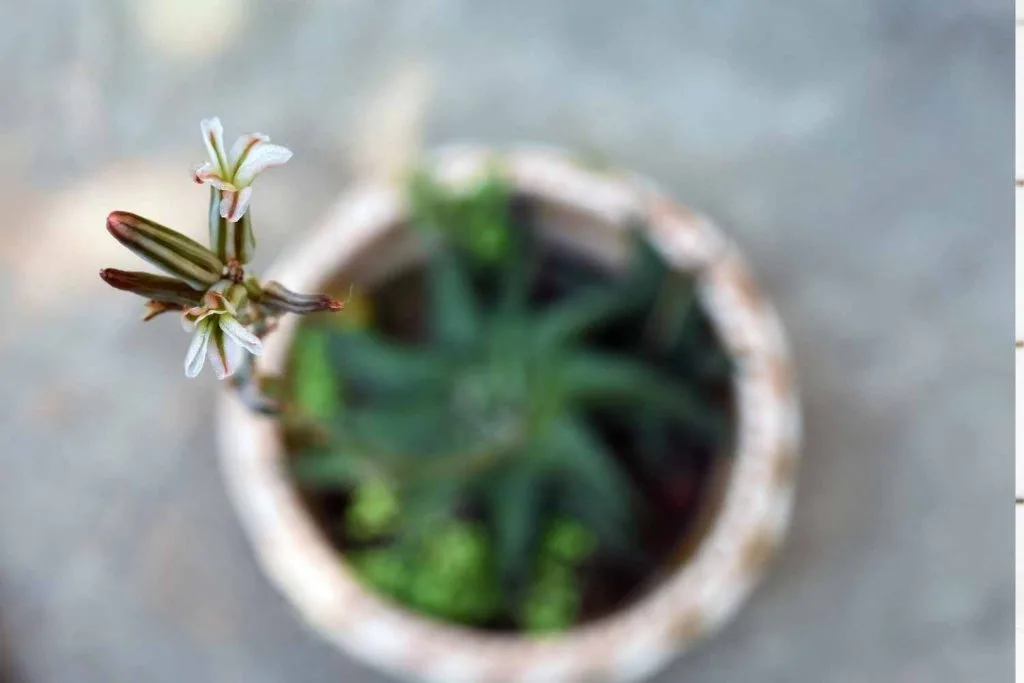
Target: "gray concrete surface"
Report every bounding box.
[0,1,1012,682]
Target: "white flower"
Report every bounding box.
[192,117,293,223]
[181,290,263,379]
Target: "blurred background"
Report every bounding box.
[0,1,1012,681]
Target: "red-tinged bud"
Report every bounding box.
[258,280,347,314]
[106,211,224,290]
[99,268,205,307]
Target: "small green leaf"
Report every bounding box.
[427,521,489,577]
[346,479,399,540]
[349,548,409,596]
[545,518,596,563]
[291,327,342,422]
[390,481,465,552]
[520,562,580,633]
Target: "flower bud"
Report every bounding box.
[99,268,205,306]
[106,211,224,290]
[258,281,346,314]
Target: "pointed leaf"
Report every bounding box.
[559,351,726,441]
[534,228,676,347]
[336,401,456,460]
[540,415,634,516]
[291,328,342,421]
[495,196,538,320]
[484,462,543,596]
[537,415,637,554]
[428,249,480,347]
[640,274,696,354]
[326,330,450,394]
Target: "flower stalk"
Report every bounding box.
[99,117,345,408]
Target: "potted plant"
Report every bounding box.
[101,120,801,683]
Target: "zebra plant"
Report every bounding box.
[288,172,733,631]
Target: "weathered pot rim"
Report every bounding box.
[217,145,802,683]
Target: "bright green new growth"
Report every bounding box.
[289,169,732,631]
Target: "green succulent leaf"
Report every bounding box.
[291,327,342,422]
[495,208,535,319]
[545,518,597,563]
[538,415,634,520]
[408,168,514,265]
[390,480,466,553]
[520,559,580,634]
[290,447,366,488]
[333,400,460,461]
[350,547,410,596]
[346,479,400,540]
[326,330,451,395]
[624,224,672,294]
[483,463,544,597]
[559,351,726,441]
[533,228,676,348]
[428,249,481,348]
[641,273,696,354]
[532,283,643,349]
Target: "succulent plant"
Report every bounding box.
[290,170,733,629]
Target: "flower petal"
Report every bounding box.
[219,315,263,356]
[219,186,253,223]
[207,326,245,380]
[201,117,229,175]
[143,300,182,322]
[201,289,235,315]
[192,161,225,186]
[182,306,206,330]
[228,133,270,176]
[184,320,212,378]
[233,142,293,187]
